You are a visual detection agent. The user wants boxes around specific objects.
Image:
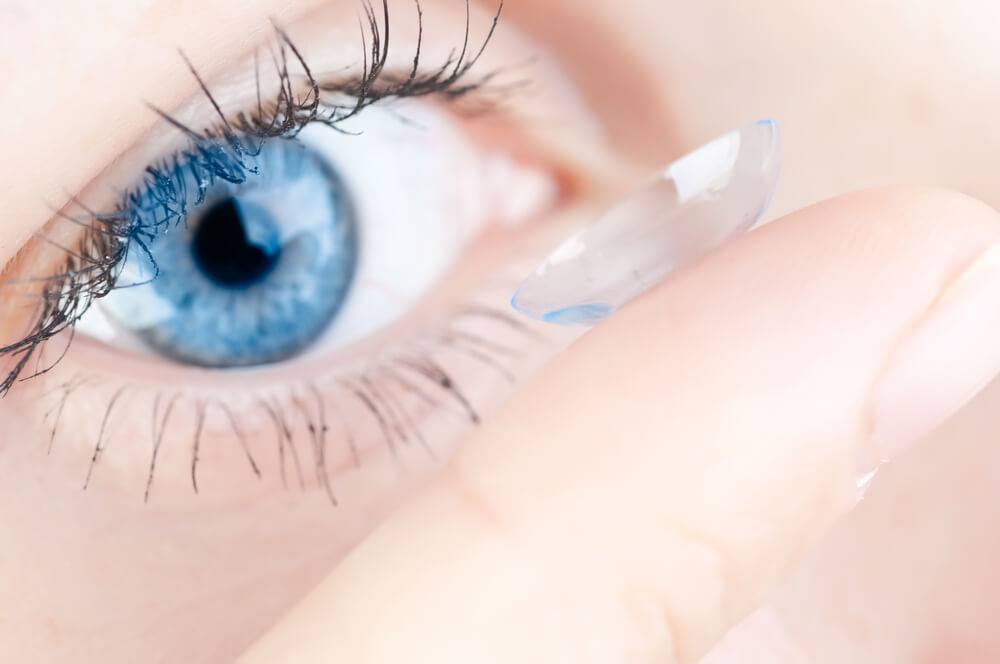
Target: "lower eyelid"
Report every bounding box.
[15,252,567,502]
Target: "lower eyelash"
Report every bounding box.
[0,0,504,396]
[39,300,545,504]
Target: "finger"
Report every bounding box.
[240,187,1000,664]
[704,375,1000,663]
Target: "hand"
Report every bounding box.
[240,187,1000,663]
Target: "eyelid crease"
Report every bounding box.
[0,0,505,397]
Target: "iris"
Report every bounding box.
[104,139,359,368]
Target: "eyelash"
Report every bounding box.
[0,0,502,396]
[0,0,552,502]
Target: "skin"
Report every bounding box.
[1,1,1000,662]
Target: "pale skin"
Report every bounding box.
[2,1,1000,663]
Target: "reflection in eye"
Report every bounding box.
[92,138,360,368]
[0,0,565,501]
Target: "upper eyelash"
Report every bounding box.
[0,0,503,397]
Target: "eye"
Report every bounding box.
[77,104,556,370]
[78,98,504,368]
[64,18,565,374]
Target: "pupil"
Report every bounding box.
[193,198,280,287]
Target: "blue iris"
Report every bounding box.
[111,139,358,368]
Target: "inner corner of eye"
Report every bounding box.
[71,99,554,372]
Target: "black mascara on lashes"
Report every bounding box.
[0,0,502,395]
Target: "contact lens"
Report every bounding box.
[511,120,781,325]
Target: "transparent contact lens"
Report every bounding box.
[511,120,781,325]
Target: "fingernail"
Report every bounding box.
[870,244,1000,467]
[511,120,781,326]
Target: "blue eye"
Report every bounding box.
[75,101,558,372]
[102,139,359,368]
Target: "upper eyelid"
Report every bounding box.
[73,0,502,221]
[119,3,504,241]
[0,0,503,276]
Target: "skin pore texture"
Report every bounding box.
[2,1,1000,662]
